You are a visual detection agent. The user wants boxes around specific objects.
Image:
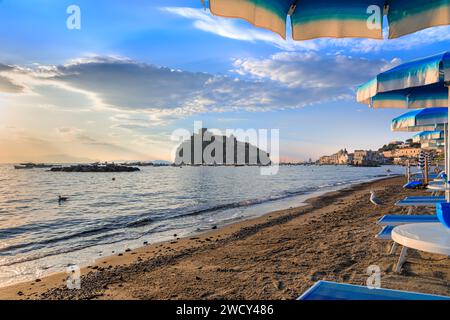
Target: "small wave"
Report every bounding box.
[126,217,154,228]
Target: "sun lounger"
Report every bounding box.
[376,225,395,240]
[396,199,443,205]
[395,198,442,214]
[376,215,440,253]
[378,215,439,226]
[298,281,450,300]
[403,196,445,201]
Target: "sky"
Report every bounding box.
[1,0,450,163]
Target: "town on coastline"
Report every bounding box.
[318,139,440,167]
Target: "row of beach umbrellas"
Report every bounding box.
[357,53,450,201]
[391,108,447,175]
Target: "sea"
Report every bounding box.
[0,164,405,287]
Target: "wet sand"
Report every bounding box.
[1,176,449,300]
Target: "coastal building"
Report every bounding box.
[352,150,385,166]
[175,128,271,166]
[319,149,352,165]
[382,148,422,159]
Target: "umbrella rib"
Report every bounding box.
[288,1,299,16]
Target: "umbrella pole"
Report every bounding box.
[447,85,450,202]
[445,123,448,178]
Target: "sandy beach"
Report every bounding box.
[1,175,449,300]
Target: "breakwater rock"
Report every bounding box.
[50,164,140,172]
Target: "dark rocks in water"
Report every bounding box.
[125,248,131,252]
[50,164,140,173]
[211,225,218,230]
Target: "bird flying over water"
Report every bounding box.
[369,191,383,206]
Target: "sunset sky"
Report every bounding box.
[1,0,450,163]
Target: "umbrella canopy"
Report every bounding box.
[413,130,445,143]
[357,52,450,108]
[421,141,445,149]
[207,0,450,40]
[413,131,444,151]
[391,108,447,132]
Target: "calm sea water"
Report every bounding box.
[0,164,404,287]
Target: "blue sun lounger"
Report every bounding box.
[376,225,395,240]
[376,215,440,241]
[395,198,443,214]
[375,214,442,260]
[403,196,445,201]
[377,215,440,226]
[396,199,443,206]
[298,281,450,300]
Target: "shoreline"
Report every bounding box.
[0,173,399,289]
[1,175,448,300]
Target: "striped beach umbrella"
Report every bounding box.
[417,150,435,183]
[206,1,450,40]
[421,141,444,149]
[391,108,447,132]
[418,150,426,170]
[357,52,450,200]
[413,131,445,143]
[413,131,445,157]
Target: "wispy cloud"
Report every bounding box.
[161,7,318,51]
[162,7,450,53]
[233,52,396,89]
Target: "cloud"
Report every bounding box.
[0,64,24,93]
[161,7,317,51]
[162,7,450,53]
[233,52,395,90]
[330,26,450,53]
[50,56,212,111]
[1,54,395,120]
[0,75,23,93]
